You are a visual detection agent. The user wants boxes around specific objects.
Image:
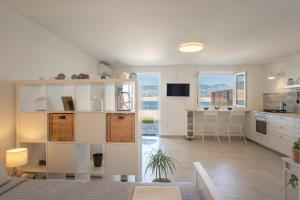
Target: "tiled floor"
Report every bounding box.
[142,136,298,200]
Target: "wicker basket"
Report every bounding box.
[292,148,300,163]
[49,113,75,141]
[106,113,135,142]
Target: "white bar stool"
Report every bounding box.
[201,111,221,143]
[226,110,247,143]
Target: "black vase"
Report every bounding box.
[93,153,103,167]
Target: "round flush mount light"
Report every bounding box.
[179,42,204,53]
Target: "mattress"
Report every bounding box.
[0,179,203,200]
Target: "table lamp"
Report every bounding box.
[6,148,28,177]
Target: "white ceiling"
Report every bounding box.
[2,0,300,66]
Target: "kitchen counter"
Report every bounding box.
[251,110,300,119]
[264,112,300,119]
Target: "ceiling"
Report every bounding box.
[2,0,300,66]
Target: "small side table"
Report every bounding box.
[282,157,300,200]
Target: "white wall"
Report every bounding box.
[0,2,97,162]
[262,52,300,93]
[113,65,264,136]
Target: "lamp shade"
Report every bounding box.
[6,148,28,168]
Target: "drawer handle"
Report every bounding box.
[118,116,125,120]
[59,116,66,119]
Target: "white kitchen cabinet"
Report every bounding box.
[246,112,298,157]
[245,112,258,141]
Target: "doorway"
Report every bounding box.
[137,73,160,136]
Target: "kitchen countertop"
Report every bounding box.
[251,110,300,119]
[186,108,300,119]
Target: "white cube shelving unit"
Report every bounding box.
[16,79,141,180]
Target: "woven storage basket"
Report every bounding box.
[106,113,135,142]
[49,113,75,141]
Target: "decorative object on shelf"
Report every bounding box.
[145,149,176,182]
[287,78,295,85]
[78,73,89,79]
[227,107,233,111]
[38,160,46,166]
[35,97,47,111]
[100,72,111,79]
[71,74,78,79]
[49,113,75,141]
[91,96,103,111]
[61,96,75,111]
[92,153,103,167]
[117,88,132,111]
[122,72,129,79]
[129,72,137,80]
[70,73,89,79]
[288,174,298,189]
[6,148,28,177]
[292,139,300,163]
[55,73,66,80]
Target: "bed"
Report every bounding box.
[0,162,222,200]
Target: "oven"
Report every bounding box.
[255,112,269,136]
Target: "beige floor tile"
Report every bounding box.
[142,136,299,199]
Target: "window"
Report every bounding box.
[198,72,246,108]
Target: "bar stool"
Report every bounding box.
[201,111,221,143]
[226,110,247,143]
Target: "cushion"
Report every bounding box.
[0,161,9,186]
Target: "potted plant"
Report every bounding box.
[292,139,300,163]
[288,174,298,189]
[145,149,176,182]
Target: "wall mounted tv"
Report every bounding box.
[167,83,190,97]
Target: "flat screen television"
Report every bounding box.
[167,83,190,97]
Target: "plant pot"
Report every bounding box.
[93,153,103,167]
[152,178,171,183]
[292,148,300,163]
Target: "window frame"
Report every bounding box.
[234,71,247,108]
[197,71,247,108]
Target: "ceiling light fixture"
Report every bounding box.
[179,42,204,53]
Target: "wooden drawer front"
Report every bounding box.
[296,119,300,129]
[107,113,135,142]
[295,128,300,138]
[269,115,294,127]
[268,123,293,138]
[270,133,294,156]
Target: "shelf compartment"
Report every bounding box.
[19,143,47,173]
[76,113,106,144]
[76,84,104,112]
[47,142,76,173]
[76,144,105,177]
[47,85,75,112]
[19,85,47,112]
[19,113,47,143]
